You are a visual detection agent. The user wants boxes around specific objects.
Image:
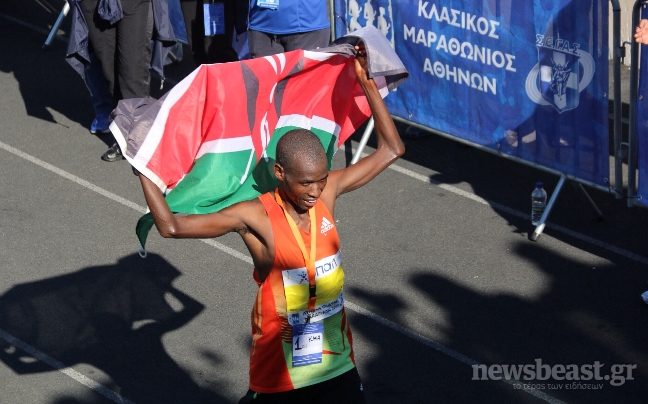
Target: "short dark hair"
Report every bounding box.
[276,129,327,172]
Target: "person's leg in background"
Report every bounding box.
[249,27,329,60]
[247,29,283,58]
[179,0,197,66]
[281,27,330,52]
[81,0,117,98]
[102,0,152,162]
[204,0,238,63]
[115,0,152,100]
[85,52,115,134]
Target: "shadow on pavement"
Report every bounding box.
[0,1,93,128]
[346,239,648,404]
[0,253,231,404]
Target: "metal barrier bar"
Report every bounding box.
[531,174,567,241]
[574,182,605,220]
[628,0,646,206]
[629,0,648,208]
[42,1,69,50]
[611,0,624,198]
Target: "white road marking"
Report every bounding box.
[0,328,135,404]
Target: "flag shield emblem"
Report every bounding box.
[538,47,580,113]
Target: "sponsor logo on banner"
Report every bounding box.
[345,0,395,48]
[526,35,595,113]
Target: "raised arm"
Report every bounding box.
[327,44,405,197]
[139,173,249,239]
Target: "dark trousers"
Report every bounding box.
[82,0,152,102]
[182,0,239,65]
[248,27,330,58]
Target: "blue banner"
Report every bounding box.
[335,0,609,186]
[636,26,648,207]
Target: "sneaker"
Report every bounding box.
[90,114,111,134]
[101,143,124,162]
[403,126,430,139]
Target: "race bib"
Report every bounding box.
[292,322,323,367]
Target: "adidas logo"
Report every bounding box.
[320,217,334,234]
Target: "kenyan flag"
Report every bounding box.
[109,28,407,251]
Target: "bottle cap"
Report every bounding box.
[535,182,543,188]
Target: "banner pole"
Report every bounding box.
[328,0,336,43]
[351,117,374,165]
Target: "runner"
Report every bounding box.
[137,44,404,403]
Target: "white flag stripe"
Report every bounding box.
[240,149,256,185]
[311,115,341,139]
[275,114,311,130]
[264,55,278,74]
[270,83,277,103]
[134,67,201,164]
[277,52,286,73]
[303,50,338,62]
[196,136,255,159]
[276,114,341,139]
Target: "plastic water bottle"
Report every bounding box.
[531,182,547,226]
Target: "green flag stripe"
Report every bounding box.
[165,149,257,214]
[137,125,338,249]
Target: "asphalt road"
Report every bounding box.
[1,2,648,404]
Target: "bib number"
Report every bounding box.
[292,322,323,367]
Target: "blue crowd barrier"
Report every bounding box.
[334,0,611,187]
[634,2,648,207]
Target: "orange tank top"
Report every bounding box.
[248,192,356,393]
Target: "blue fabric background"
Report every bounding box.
[335,0,610,186]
